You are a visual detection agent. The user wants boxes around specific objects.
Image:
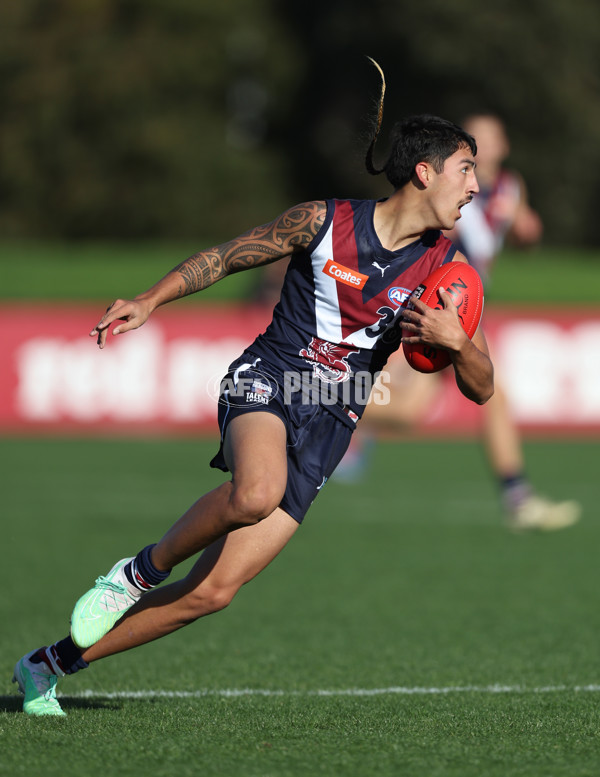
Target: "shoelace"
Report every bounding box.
[44,675,59,701]
[94,577,137,612]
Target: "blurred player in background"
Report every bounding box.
[12,81,495,716]
[347,114,581,532]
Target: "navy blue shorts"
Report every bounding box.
[210,352,354,523]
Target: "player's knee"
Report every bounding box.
[181,584,237,622]
[229,481,283,526]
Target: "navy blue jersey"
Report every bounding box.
[248,198,457,424]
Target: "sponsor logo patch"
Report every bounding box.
[323,259,368,290]
[245,378,273,405]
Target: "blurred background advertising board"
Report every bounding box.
[1,304,599,436]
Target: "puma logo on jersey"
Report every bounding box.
[372,261,389,277]
[323,259,368,290]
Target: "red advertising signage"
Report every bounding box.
[1,303,599,436]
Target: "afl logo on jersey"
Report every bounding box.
[388,287,412,307]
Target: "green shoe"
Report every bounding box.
[13,650,66,717]
[70,558,141,648]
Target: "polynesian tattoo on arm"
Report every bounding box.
[172,201,327,297]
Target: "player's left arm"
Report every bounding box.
[401,254,494,404]
[447,255,494,404]
[449,318,493,404]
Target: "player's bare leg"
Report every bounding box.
[480,380,524,477]
[82,507,299,662]
[152,411,289,570]
[362,353,442,433]
[335,353,441,481]
[13,508,299,714]
[482,377,580,530]
[70,411,289,648]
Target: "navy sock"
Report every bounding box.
[31,636,89,676]
[500,473,532,509]
[124,544,171,592]
[53,636,88,675]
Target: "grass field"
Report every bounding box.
[1,436,599,776]
[1,240,600,304]
[1,240,599,774]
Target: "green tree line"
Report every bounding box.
[1,0,599,246]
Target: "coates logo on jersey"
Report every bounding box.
[388,287,412,308]
[323,259,368,290]
[299,337,358,384]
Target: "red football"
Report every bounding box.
[402,262,484,373]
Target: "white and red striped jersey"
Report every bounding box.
[452,170,521,278]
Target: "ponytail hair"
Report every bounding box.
[365,57,386,177]
[364,58,477,189]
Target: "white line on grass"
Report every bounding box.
[66,684,600,700]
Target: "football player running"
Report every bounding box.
[13,66,493,716]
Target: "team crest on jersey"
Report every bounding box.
[388,286,413,308]
[299,337,358,384]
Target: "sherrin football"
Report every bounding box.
[402,262,484,373]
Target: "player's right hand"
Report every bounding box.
[90,298,153,349]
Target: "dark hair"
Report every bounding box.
[365,60,477,189]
